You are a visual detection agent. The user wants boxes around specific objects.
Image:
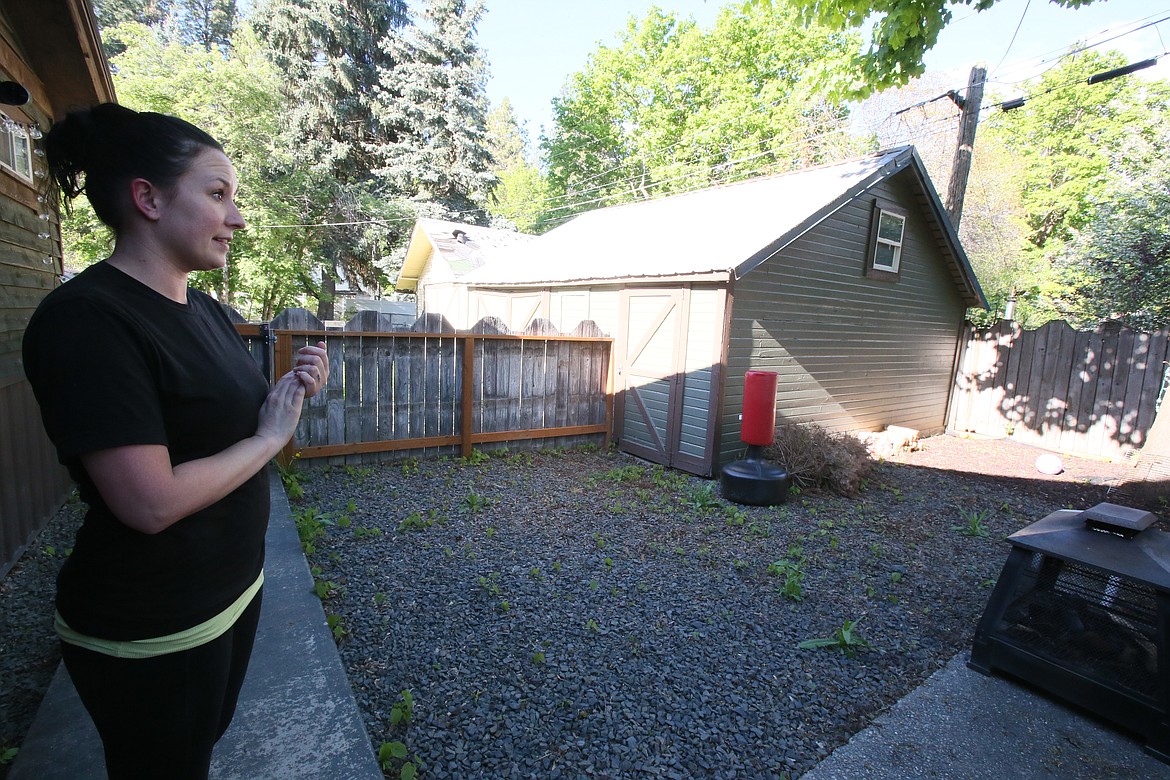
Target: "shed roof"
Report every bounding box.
[460,147,986,308]
[396,219,536,291]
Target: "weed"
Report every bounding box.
[682,482,722,513]
[325,613,347,642]
[724,505,748,526]
[732,558,749,570]
[399,457,419,476]
[596,464,645,483]
[486,525,497,539]
[461,449,490,466]
[397,511,433,533]
[798,618,871,658]
[277,454,304,501]
[592,532,607,549]
[529,566,543,581]
[585,618,600,633]
[294,507,330,554]
[499,600,511,612]
[747,521,771,538]
[532,650,546,664]
[390,689,414,726]
[890,571,903,584]
[1,747,18,765]
[41,545,56,556]
[478,572,502,597]
[462,491,490,513]
[374,592,387,606]
[768,546,808,601]
[353,525,383,540]
[344,465,372,479]
[552,561,561,573]
[952,508,991,537]
[377,741,416,780]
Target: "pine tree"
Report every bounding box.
[371,0,495,223]
[252,0,410,318]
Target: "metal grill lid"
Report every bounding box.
[1078,502,1156,537]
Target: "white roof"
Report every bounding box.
[460,149,909,286]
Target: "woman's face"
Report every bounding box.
[154,147,245,273]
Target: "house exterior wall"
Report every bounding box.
[720,170,966,465]
[0,23,69,575]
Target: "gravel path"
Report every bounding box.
[0,435,1142,779]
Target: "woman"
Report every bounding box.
[22,103,328,779]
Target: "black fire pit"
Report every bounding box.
[969,502,1170,762]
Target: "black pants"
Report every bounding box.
[60,589,263,780]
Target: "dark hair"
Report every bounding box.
[44,103,223,233]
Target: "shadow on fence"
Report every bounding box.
[230,307,614,465]
[949,319,1169,461]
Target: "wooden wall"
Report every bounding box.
[949,319,1169,461]
[0,15,73,577]
[722,168,968,464]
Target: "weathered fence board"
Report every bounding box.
[235,310,612,464]
[950,320,1169,461]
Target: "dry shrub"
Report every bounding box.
[762,423,874,497]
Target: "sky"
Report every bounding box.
[474,0,1170,141]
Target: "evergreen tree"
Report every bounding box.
[252,0,410,318]
[175,0,238,51]
[371,0,495,223]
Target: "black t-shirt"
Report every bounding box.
[23,261,271,640]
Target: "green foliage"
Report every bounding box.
[398,509,443,533]
[767,546,808,601]
[325,612,348,642]
[798,618,871,658]
[682,482,722,513]
[369,0,494,220]
[462,491,490,513]
[462,449,491,466]
[541,3,862,225]
[975,50,1170,327]
[952,508,991,538]
[773,0,1103,100]
[389,689,414,727]
[0,746,18,765]
[293,506,329,554]
[763,423,873,497]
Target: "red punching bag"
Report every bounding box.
[741,370,777,446]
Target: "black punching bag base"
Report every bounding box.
[720,457,792,506]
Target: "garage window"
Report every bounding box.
[865,200,907,281]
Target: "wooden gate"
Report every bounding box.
[616,289,687,466]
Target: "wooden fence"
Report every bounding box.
[948,319,1169,461]
[236,309,614,464]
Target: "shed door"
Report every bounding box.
[616,289,686,466]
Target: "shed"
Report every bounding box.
[0,0,115,574]
[410,146,986,476]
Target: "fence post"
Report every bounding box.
[461,335,474,459]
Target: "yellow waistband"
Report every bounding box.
[56,571,264,659]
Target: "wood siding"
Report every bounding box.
[0,5,82,576]
[949,320,1169,461]
[721,170,967,464]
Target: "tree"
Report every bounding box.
[756,0,1100,99]
[252,0,411,318]
[174,0,238,51]
[541,3,862,226]
[484,99,548,233]
[1059,165,1170,330]
[978,50,1170,325]
[370,0,495,223]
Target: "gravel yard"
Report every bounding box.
[0,434,1143,779]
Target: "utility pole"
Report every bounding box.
[944,65,986,232]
